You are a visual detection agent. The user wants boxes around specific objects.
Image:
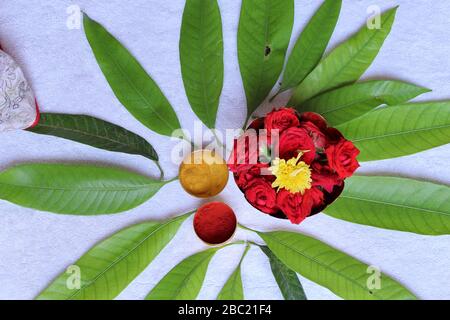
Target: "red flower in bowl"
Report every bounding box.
[228,107,360,225]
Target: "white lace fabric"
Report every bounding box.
[0,49,38,132]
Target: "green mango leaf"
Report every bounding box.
[259,246,306,300]
[258,231,416,300]
[28,113,159,161]
[180,0,224,129]
[37,213,191,300]
[290,7,398,106]
[83,14,181,137]
[280,0,341,92]
[324,176,450,235]
[337,102,450,161]
[146,248,218,300]
[0,164,167,215]
[217,245,250,300]
[300,81,430,126]
[216,265,243,301]
[238,0,294,119]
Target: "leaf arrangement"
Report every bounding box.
[1,0,449,300]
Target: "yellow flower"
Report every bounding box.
[269,153,312,194]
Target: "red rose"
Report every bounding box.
[301,121,327,149]
[244,178,278,214]
[264,107,300,135]
[278,127,316,164]
[325,140,360,179]
[300,112,327,130]
[311,162,343,193]
[277,187,324,224]
[235,163,273,189]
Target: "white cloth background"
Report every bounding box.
[0,0,449,300]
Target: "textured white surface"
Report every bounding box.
[0,0,449,300]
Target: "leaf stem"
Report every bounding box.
[269,88,283,103]
[212,128,233,154]
[176,210,197,221]
[212,129,225,149]
[223,240,246,248]
[239,243,251,264]
[155,161,164,181]
[247,240,264,247]
[179,130,198,151]
[238,225,266,246]
[165,176,179,184]
[238,223,258,233]
[242,111,253,131]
